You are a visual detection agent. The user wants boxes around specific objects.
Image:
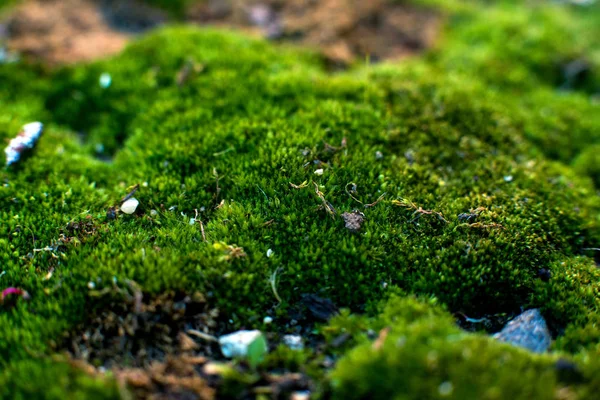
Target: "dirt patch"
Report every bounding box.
[3,0,165,64]
[63,286,316,399]
[62,286,223,368]
[2,0,439,65]
[188,0,441,64]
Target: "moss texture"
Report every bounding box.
[1,0,600,398]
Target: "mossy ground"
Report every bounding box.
[1,0,600,398]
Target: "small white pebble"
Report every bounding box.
[291,391,311,400]
[5,122,44,166]
[99,73,112,89]
[150,209,158,217]
[314,168,324,176]
[189,218,196,225]
[142,181,148,187]
[283,334,304,351]
[375,151,383,160]
[438,381,453,396]
[504,175,513,182]
[263,316,273,324]
[87,281,95,289]
[120,198,139,214]
[267,249,274,258]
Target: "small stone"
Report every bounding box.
[283,334,304,351]
[99,73,112,89]
[301,294,339,321]
[537,268,551,282]
[5,122,44,166]
[106,207,117,220]
[120,198,139,215]
[341,210,365,232]
[438,381,453,397]
[375,151,383,160]
[493,309,551,353]
[266,248,274,258]
[314,168,324,176]
[263,316,273,324]
[291,391,311,400]
[219,330,266,358]
[87,281,95,289]
[504,175,513,182]
[150,209,158,217]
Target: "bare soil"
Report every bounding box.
[2,0,440,65]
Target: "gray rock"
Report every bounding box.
[493,309,551,353]
[341,211,365,232]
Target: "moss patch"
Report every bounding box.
[0,0,599,397]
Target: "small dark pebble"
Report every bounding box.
[330,332,351,348]
[106,207,117,220]
[555,358,585,383]
[537,268,551,282]
[301,294,339,321]
[458,212,477,222]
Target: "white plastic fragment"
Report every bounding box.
[120,198,139,214]
[5,122,43,166]
[314,168,324,176]
[283,334,304,351]
[219,330,265,358]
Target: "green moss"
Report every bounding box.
[140,0,193,17]
[0,359,119,400]
[0,0,598,396]
[330,296,573,400]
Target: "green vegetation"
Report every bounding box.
[0,0,599,398]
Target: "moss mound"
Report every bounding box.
[1,0,600,398]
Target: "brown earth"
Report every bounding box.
[2,0,166,64]
[1,0,440,65]
[189,0,441,64]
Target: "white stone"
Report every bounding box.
[120,198,139,214]
[263,316,273,324]
[5,122,43,166]
[283,334,304,351]
[99,73,112,89]
[267,249,274,258]
[219,330,265,358]
[314,169,324,176]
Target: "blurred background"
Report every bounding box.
[0,0,444,65]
